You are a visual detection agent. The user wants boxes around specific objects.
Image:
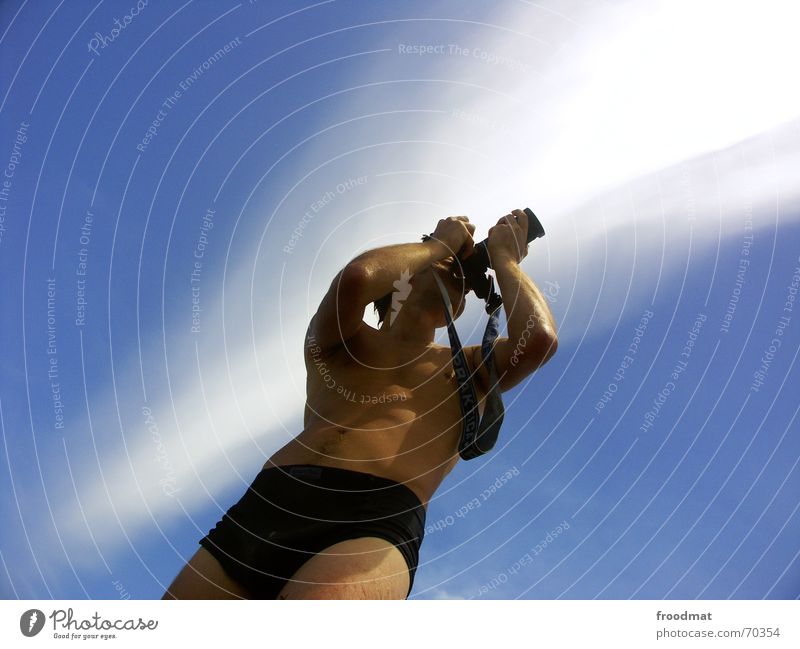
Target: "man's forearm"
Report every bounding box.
[493,257,558,345]
[349,240,449,302]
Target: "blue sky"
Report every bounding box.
[1,0,798,600]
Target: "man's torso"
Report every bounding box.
[266,325,483,507]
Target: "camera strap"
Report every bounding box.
[430,271,505,460]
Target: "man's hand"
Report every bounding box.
[431,216,476,260]
[487,209,529,265]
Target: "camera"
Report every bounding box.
[458,207,545,304]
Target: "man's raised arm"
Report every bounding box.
[307,216,475,353]
[467,209,559,392]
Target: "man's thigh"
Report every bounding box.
[162,547,252,599]
[276,536,410,600]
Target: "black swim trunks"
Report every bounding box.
[198,464,427,599]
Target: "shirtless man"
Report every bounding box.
[163,209,558,600]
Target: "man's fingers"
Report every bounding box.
[512,208,528,239]
[456,220,473,237]
[459,221,474,250]
[498,210,527,237]
[497,213,514,226]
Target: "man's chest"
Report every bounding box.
[308,336,461,399]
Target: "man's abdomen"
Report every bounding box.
[265,417,460,507]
